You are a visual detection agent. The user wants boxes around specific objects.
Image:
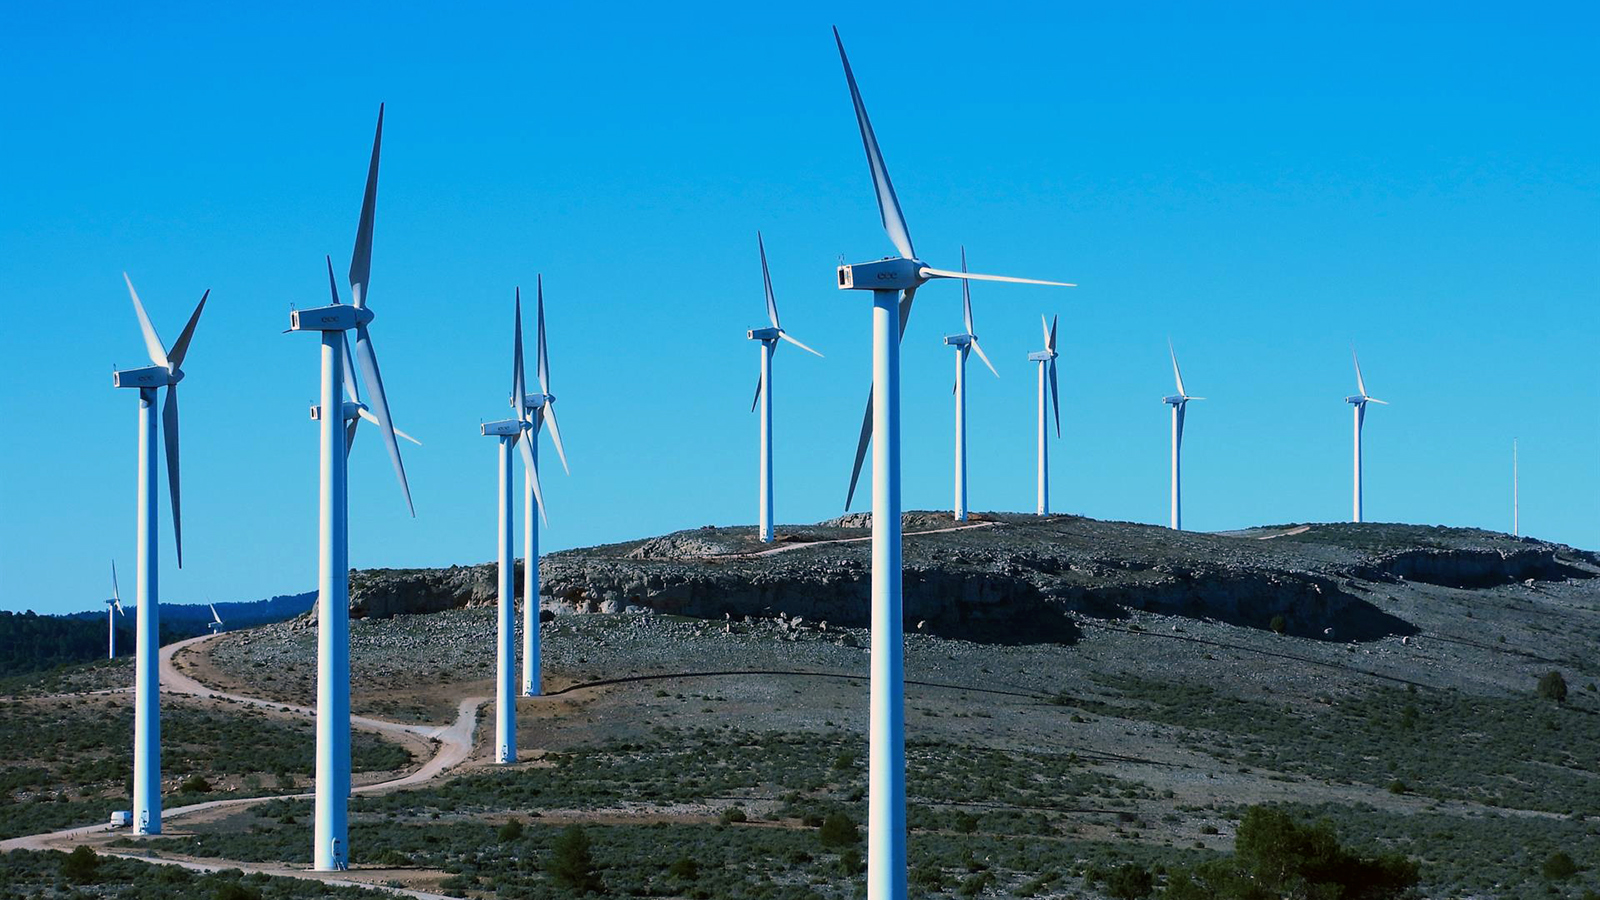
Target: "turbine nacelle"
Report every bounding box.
[1164,394,1188,407]
[747,327,781,342]
[1027,350,1056,362]
[944,333,974,347]
[288,303,374,333]
[837,256,924,290]
[112,364,181,389]
[518,392,554,412]
[481,418,522,438]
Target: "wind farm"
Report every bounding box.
[3,8,1596,900]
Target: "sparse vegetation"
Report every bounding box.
[1538,670,1568,703]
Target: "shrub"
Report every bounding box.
[1538,671,1568,703]
[1105,863,1154,899]
[213,884,262,900]
[667,856,700,880]
[60,845,99,884]
[819,812,860,847]
[546,825,602,894]
[179,775,213,793]
[1387,780,1409,794]
[1166,806,1418,900]
[839,847,864,876]
[718,806,747,825]
[1269,615,1287,635]
[497,820,523,841]
[1542,851,1578,880]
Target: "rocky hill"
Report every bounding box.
[334,514,1598,643]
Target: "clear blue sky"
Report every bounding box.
[2,2,1595,615]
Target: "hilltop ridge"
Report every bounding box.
[338,514,1597,643]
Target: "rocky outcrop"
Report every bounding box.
[317,515,1600,642]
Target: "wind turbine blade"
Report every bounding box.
[519,435,548,527]
[341,333,361,404]
[833,27,914,261]
[750,375,763,412]
[1049,358,1061,438]
[112,561,120,603]
[1169,338,1186,396]
[845,285,917,510]
[971,339,999,378]
[536,276,551,394]
[325,256,343,305]
[167,290,209,369]
[209,603,222,625]
[346,416,359,459]
[542,404,571,475]
[960,247,974,336]
[897,286,917,339]
[349,103,383,309]
[1352,346,1367,398]
[512,288,526,413]
[844,386,873,511]
[353,323,414,515]
[778,330,824,357]
[1040,314,1050,347]
[1366,397,1389,405]
[759,232,781,330]
[919,267,1075,287]
[123,274,170,368]
[1048,314,1058,354]
[162,386,183,568]
[356,406,422,444]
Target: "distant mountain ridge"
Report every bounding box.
[2,591,314,678]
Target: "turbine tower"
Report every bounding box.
[510,279,570,697]
[105,561,124,659]
[1344,347,1386,524]
[748,233,823,542]
[1163,340,1204,530]
[831,28,1073,899]
[1513,438,1519,537]
[112,274,208,836]
[944,248,999,522]
[285,104,415,872]
[480,297,526,765]
[1027,315,1060,516]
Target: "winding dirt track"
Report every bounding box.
[2,634,486,899]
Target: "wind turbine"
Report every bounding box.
[510,278,570,698]
[112,274,208,836]
[830,28,1073,900]
[284,104,415,872]
[748,233,823,542]
[1344,347,1386,524]
[1164,340,1204,531]
[944,248,999,523]
[1027,315,1060,516]
[206,603,224,635]
[1513,439,1519,537]
[105,561,124,659]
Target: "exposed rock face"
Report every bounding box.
[328,514,1598,643]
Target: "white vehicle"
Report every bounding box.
[109,810,132,829]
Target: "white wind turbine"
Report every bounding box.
[1512,438,1519,537]
[1027,315,1060,516]
[284,104,415,872]
[1344,347,1386,524]
[510,278,570,698]
[830,27,1073,899]
[944,248,999,522]
[104,561,125,659]
[206,603,224,635]
[1163,340,1204,531]
[748,233,823,542]
[112,274,209,836]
